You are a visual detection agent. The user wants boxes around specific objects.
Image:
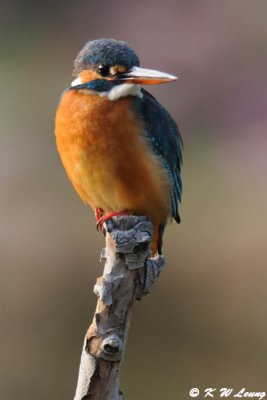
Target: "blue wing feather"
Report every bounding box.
[133,88,183,223]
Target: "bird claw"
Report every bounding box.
[95,207,104,221]
[95,208,104,231]
[95,210,131,232]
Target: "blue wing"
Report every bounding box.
[133,89,183,223]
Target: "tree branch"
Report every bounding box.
[74,216,165,400]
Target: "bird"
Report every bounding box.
[55,38,183,255]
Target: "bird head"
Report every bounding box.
[70,39,177,99]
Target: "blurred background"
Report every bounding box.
[1,0,267,399]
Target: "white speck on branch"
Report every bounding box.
[73,215,165,400]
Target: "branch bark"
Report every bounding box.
[74,216,165,400]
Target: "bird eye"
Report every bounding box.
[96,64,110,77]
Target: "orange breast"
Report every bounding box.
[55,90,171,224]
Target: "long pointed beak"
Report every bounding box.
[120,66,177,85]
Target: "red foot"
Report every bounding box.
[96,210,130,231]
[95,207,104,222]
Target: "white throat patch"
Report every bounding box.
[70,77,142,101]
[71,77,82,86]
[104,84,142,101]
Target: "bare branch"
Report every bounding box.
[74,216,165,400]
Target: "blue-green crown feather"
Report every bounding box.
[73,38,140,76]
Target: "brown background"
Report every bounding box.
[1,1,267,399]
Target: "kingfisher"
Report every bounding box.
[55,39,183,255]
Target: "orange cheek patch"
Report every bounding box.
[110,65,127,75]
[78,69,99,83]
